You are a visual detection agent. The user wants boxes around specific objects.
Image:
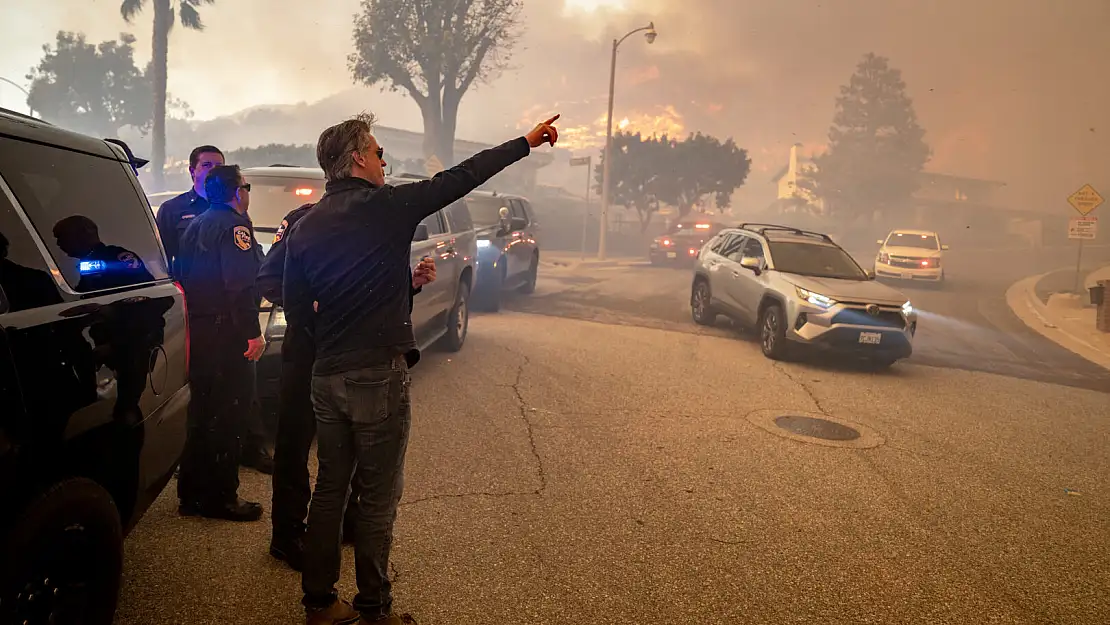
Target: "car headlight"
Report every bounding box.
[796,287,836,309]
[902,301,913,315]
[477,239,491,248]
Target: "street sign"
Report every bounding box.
[1067,184,1103,216]
[569,156,591,167]
[424,154,444,176]
[1068,216,1098,240]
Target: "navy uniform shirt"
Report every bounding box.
[178,203,261,342]
[257,203,422,364]
[283,137,530,376]
[75,242,155,293]
[156,189,209,279]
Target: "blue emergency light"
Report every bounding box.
[79,260,106,274]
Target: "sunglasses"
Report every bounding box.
[239,183,251,192]
[375,147,385,159]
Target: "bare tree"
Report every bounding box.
[348,0,523,166]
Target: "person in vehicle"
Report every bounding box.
[52,215,154,292]
[0,229,62,311]
[257,198,436,572]
[175,165,268,522]
[283,112,559,625]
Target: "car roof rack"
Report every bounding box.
[736,223,833,243]
[104,138,149,175]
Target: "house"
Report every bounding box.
[769,143,825,214]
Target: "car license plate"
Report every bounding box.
[666,252,677,258]
[901,272,914,280]
[858,332,882,345]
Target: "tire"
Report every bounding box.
[868,358,898,371]
[1,478,123,625]
[475,263,503,312]
[517,254,538,295]
[440,280,470,352]
[759,303,788,360]
[691,279,717,326]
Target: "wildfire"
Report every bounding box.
[518,104,686,152]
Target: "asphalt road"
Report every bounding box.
[117,312,1109,624]
[506,245,1110,392]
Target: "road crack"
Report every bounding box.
[511,353,549,496]
[772,361,830,415]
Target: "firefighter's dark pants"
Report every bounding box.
[177,315,249,507]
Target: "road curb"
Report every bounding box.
[1005,272,1110,372]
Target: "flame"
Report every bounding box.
[518,105,686,152]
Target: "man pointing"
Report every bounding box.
[284,113,559,625]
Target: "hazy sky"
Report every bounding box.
[1,0,1108,210]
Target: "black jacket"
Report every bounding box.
[256,202,423,364]
[283,137,530,375]
[156,189,209,279]
[178,203,261,342]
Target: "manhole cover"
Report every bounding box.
[773,415,860,441]
[745,409,883,449]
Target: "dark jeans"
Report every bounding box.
[271,352,364,541]
[177,317,249,507]
[302,357,411,620]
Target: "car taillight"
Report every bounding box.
[688,248,697,255]
[174,281,190,373]
[662,238,672,246]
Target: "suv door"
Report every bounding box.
[705,233,743,314]
[0,137,186,525]
[507,199,534,282]
[723,236,767,325]
[411,210,457,344]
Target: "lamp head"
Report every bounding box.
[645,22,657,44]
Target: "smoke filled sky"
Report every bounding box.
[1,0,1107,210]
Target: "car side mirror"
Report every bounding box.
[740,256,762,274]
[413,224,429,242]
[510,216,528,231]
[866,269,876,280]
[941,244,950,251]
[876,239,884,245]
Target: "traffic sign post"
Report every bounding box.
[1067,184,1103,293]
[570,155,592,259]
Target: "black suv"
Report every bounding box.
[0,109,189,624]
[464,191,541,311]
[240,167,479,410]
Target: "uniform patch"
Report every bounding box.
[117,251,140,269]
[233,225,253,251]
[273,219,289,244]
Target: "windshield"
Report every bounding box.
[465,195,509,227]
[245,175,324,229]
[770,241,868,280]
[886,232,939,250]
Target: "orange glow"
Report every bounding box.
[695,223,710,229]
[517,105,685,152]
[295,188,313,196]
[662,238,672,246]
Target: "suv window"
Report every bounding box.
[464,195,508,228]
[510,200,529,225]
[0,193,63,313]
[0,140,167,293]
[246,175,324,229]
[709,233,734,253]
[420,211,446,237]
[445,199,471,232]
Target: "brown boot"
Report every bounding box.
[305,599,360,625]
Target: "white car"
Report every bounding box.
[874,229,948,284]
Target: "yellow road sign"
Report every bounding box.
[1067,184,1103,216]
[424,154,444,176]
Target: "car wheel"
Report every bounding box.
[1,478,123,625]
[475,263,504,312]
[869,357,898,370]
[517,253,539,294]
[440,280,470,352]
[760,303,788,360]
[691,279,717,326]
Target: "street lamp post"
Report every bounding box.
[598,21,657,261]
[0,77,34,117]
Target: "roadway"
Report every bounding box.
[114,245,1110,624]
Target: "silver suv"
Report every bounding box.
[690,224,918,367]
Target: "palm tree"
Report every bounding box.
[120,0,213,190]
